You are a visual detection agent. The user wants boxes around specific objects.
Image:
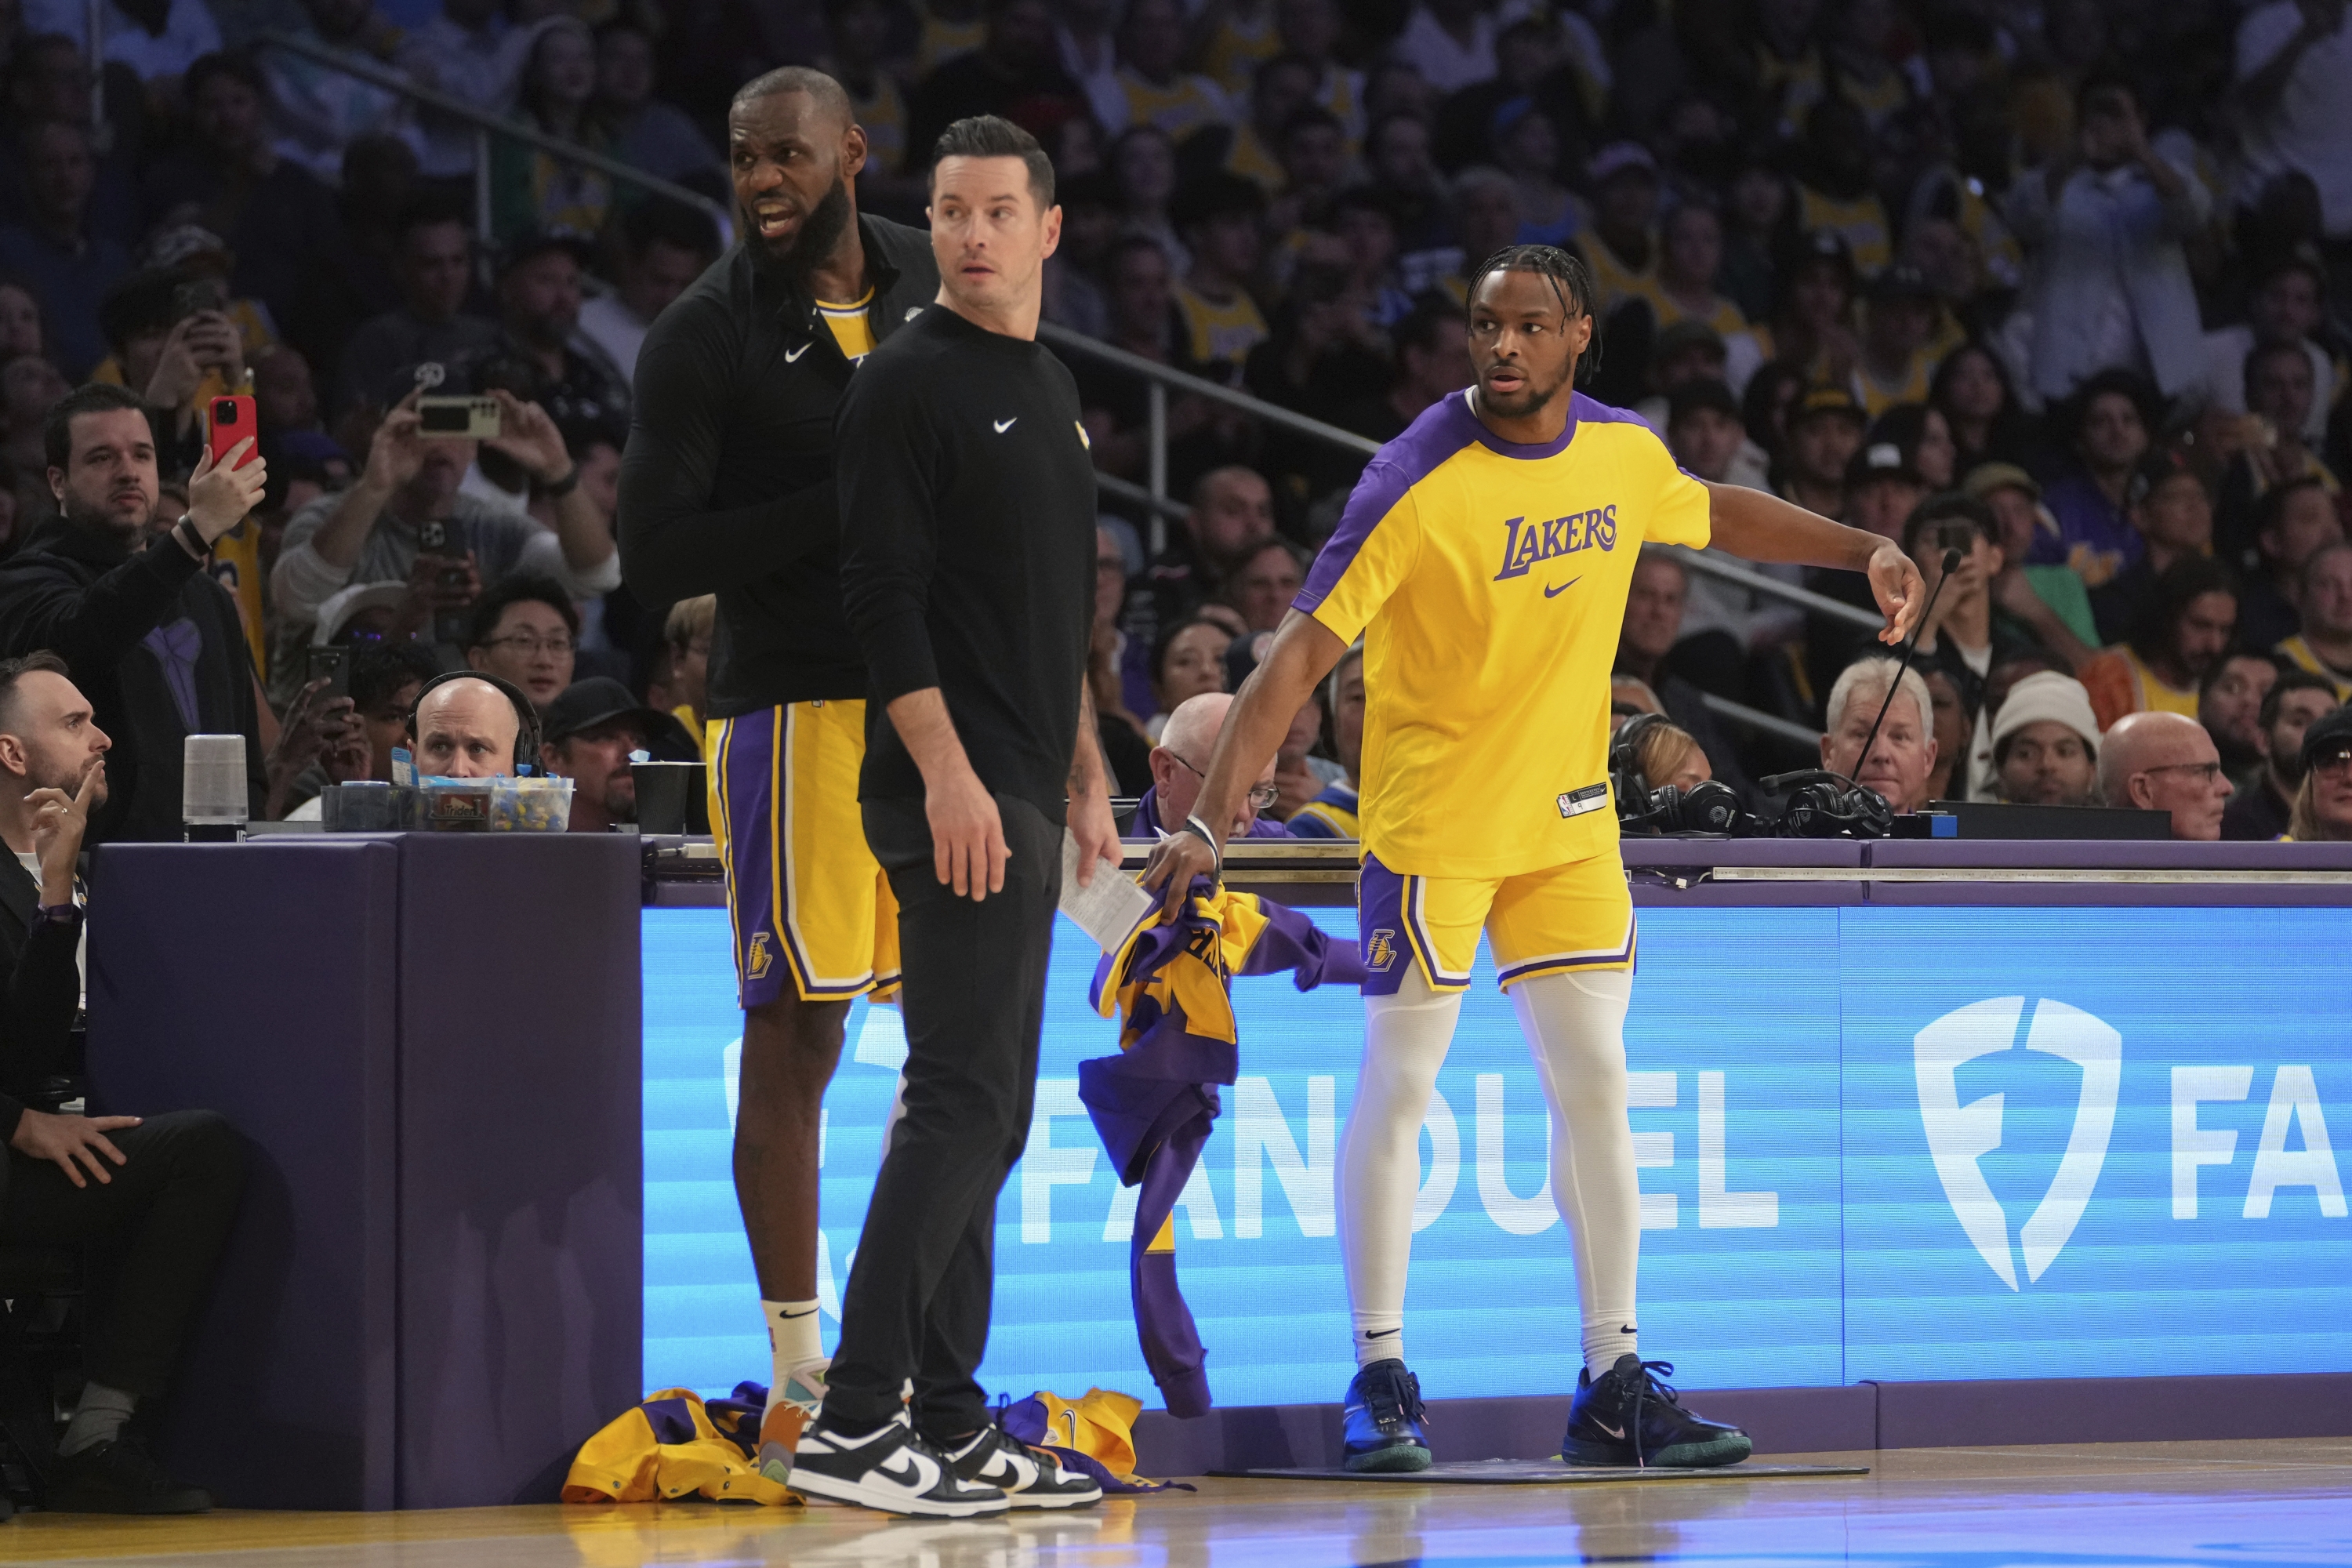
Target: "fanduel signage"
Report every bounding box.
[644,905,2352,1407]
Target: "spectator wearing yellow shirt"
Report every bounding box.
[2081,557,2241,731]
[1627,204,1762,395]
[913,0,986,77]
[1752,0,1828,134]
[1579,143,1660,314]
[821,0,916,198]
[1792,97,1893,274]
[1220,53,1317,193]
[1755,230,1863,393]
[1174,175,1269,384]
[1273,0,1363,142]
[1856,265,1941,416]
[1194,0,1281,95]
[2275,542,2352,702]
[1114,0,1233,141]
[1826,0,1912,130]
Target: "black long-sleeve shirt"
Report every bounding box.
[616,216,939,717]
[0,516,266,844]
[837,305,1098,823]
[0,855,81,1162]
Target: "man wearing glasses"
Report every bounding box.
[2098,710,2236,839]
[1130,692,1290,840]
[463,576,579,710]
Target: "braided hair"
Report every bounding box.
[1464,242,1602,383]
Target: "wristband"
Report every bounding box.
[35,902,82,926]
[1179,813,1224,877]
[541,463,582,498]
[173,514,209,560]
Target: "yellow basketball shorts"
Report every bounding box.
[709,700,900,1007]
[1357,845,1635,995]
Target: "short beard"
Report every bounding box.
[754,180,853,282]
[62,493,147,545]
[1476,362,1574,422]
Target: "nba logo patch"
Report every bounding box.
[746,931,773,980]
[1366,928,1399,973]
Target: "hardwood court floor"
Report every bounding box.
[4,1438,2348,1566]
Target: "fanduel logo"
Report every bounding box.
[1494,506,1616,580]
[1914,996,2121,1290]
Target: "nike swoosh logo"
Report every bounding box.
[993,417,1018,433]
[1544,577,1581,598]
[779,1308,819,1318]
[785,343,810,362]
[1593,1420,1624,1439]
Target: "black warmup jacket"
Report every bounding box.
[617,216,942,717]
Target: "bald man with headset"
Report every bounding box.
[405,671,544,779]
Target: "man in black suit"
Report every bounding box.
[0,652,242,1515]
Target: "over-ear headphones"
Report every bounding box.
[404,669,543,774]
[1609,712,1755,836]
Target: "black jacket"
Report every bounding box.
[617,216,941,717]
[0,853,82,1203]
[0,515,265,844]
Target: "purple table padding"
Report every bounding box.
[89,837,402,1509]
[85,833,641,1511]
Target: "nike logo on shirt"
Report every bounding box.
[785,344,810,362]
[1543,577,1581,598]
[993,417,1018,433]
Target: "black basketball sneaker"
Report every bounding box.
[1561,1355,1752,1468]
[1341,1358,1433,1472]
[938,1424,1103,1508]
[790,1410,1011,1515]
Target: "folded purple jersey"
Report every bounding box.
[1080,877,1364,1415]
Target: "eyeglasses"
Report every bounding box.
[2140,760,2225,786]
[2312,750,2352,778]
[1171,753,1281,811]
[481,633,575,656]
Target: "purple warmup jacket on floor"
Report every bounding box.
[1081,877,1363,1416]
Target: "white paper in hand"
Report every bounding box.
[1058,829,1155,952]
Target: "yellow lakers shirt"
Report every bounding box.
[1297,390,1711,879]
[817,289,877,361]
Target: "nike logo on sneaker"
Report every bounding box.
[993,417,1018,433]
[1544,577,1582,598]
[786,344,810,362]
[1593,1420,1624,1439]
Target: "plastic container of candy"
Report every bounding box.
[486,776,573,833]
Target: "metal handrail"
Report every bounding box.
[1653,544,1885,631]
[1037,322,1383,458]
[255,28,731,233]
[1700,692,1821,748]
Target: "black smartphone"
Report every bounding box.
[171,278,226,322]
[1935,519,1980,554]
[305,644,350,702]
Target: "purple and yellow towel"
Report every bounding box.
[1082,877,1364,1417]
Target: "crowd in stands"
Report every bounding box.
[0,0,2335,846]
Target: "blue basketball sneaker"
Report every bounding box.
[1341,1359,1432,1472]
[1561,1355,1751,1468]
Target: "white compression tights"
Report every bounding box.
[1337,964,1641,1378]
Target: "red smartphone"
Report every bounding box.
[206,394,260,470]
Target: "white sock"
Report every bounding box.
[763,1298,825,1410]
[1508,968,1642,1381]
[1338,966,1463,1372]
[58,1382,136,1457]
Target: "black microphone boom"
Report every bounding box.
[1848,546,1960,791]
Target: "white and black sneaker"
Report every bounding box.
[939,1425,1104,1508]
[790,1410,1010,1516]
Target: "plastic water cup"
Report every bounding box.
[182,734,248,831]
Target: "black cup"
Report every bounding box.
[633,760,709,835]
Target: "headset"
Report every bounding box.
[1609,713,1756,836]
[403,669,543,775]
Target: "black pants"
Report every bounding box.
[824,793,1061,1436]
[0,1109,245,1396]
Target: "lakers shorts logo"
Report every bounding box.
[746,931,773,980]
[1367,928,1399,973]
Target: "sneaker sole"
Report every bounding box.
[1561,1432,1754,1469]
[1343,1443,1434,1474]
[786,1468,1011,1517]
[1003,1485,1104,1509]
